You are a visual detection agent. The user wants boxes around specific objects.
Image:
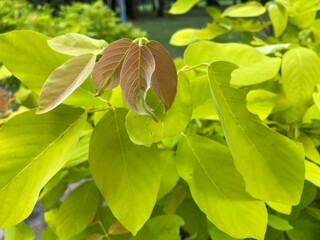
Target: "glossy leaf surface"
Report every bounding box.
[37,54,96,114]
[48,33,108,56]
[147,40,177,110]
[92,38,133,94]
[0,106,86,227]
[120,44,156,118]
[125,72,192,146]
[176,134,267,239]
[56,181,101,239]
[89,109,161,234]
[282,47,320,107]
[208,61,305,205]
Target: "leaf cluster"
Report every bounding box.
[1,0,320,240]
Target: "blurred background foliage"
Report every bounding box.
[0,0,145,42]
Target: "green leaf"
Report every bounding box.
[0,30,106,108]
[208,222,238,240]
[230,57,282,86]
[266,201,292,215]
[89,109,161,235]
[56,181,101,239]
[37,54,96,114]
[267,2,288,37]
[47,33,108,56]
[0,64,11,79]
[267,214,293,231]
[158,150,180,200]
[298,133,320,164]
[0,105,86,227]
[246,89,278,120]
[176,199,209,239]
[0,30,68,92]
[4,222,35,240]
[281,47,320,107]
[125,72,192,146]
[305,160,320,187]
[170,24,227,46]
[208,61,305,205]
[92,38,133,94]
[147,40,177,111]
[222,1,266,18]
[133,216,182,239]
[191,74,217,120]
[120,44,156,118]
[286,219,320,240]
[130,215,184,240]
[168,0,200,14]
[184,41,281,86]
[176,134,267,239]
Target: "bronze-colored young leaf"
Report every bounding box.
[147,40,177,110]
[92,38,133,94]
[120,44,156,118]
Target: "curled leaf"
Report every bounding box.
[120,44,156,118]
[147,40,177,110]
[37,54,96,114]
[92,38,133,94]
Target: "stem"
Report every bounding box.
[178,63,210,74]
[98,221,110,240]
[133,37,150,46]
[259,16,270,37]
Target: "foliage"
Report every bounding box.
[1,0,320,239]
[0,0,145,41]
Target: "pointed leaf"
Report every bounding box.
[266,201,292,215]
[56,181,101,239]
[268,214,293,231]
[208,61,305,205]
[130,215,184,240]
[0,30,106,108]
[169,0,201,14]
[267,2,288,37]
[222,1,266,18]
[92,38,133,94]
[246,89,278,120]
[48,33,108,56]
[147,40,177,110]
[89,109,161,235]
[120,44,156,117]
[37,54,96,114]
[125,72,192,146]
[282,47,320,107]
[177,134,267,239]
[0,106,86,227]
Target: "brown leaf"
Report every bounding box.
[92,38,133,94]
[147,40,177,110]
[120,43,156,118]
